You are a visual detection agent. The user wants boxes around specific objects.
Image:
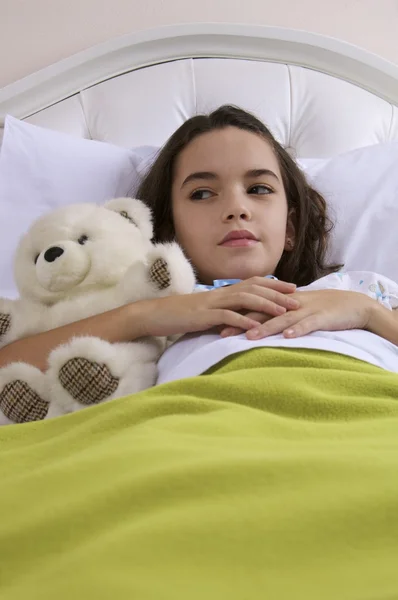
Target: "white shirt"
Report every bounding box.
[157,271,398,384]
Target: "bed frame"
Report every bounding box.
[0,23,397,157]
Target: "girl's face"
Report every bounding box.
[171,126,295,284]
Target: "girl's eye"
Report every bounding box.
[249,185,273,195]
[190,189,213,201]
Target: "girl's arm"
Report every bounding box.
[367,304,398,346]
[232,289,398,342]
[0,302,146,371]
[0,277,299,371]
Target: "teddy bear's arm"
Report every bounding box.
[0,298,45,349]
[117,242,196,308]
[0,313,11,339]
[0,299,18,348]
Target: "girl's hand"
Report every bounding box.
[138,276,300,338]
[241,289,374,340]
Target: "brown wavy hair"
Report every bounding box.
[136,105,342,286]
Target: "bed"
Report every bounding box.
[1,23,398,600]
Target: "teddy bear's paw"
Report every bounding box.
[0,299,46,349]
[0,313,11,338]
[0,363,50,424]
[48,336,124,413]
[0,298,18,341]
[0,381,49,423]
[47,336,160,414]
[58,357,119,405]
[149,257,171,290]
[148,243,196,296]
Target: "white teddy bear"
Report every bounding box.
[0,197,196,425]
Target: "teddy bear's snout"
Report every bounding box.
[35,241,91,293]
[44,247,64,263]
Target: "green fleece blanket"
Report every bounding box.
[2,347,398,599]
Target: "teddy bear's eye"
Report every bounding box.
[78,235,89,245]
[34,253,40,264]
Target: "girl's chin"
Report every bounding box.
[227,262,275,280]
[209,268,275,283]
[197,257,276,284]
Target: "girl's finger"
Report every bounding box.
[217,284,300,312]
[249,286,300,311]
[217,310,263,332]
[222,291,294,317]
[246,310,305,339]
[221,311,272,337]
[250,277,297,293]
[283,315,322,338]
[220,327,243,337]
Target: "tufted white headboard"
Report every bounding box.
[0,23,398,158]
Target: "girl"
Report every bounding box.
[136,104,398,384]
[2,105,398,600]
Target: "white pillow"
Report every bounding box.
[128,145,160,194]
[308,142,398,283]
[0,116,144,298]
[296,157,330,176]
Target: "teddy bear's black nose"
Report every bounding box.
[44,246,64,263]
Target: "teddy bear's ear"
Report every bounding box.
[103,198,153,240]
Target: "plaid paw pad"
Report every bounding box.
[0,314,11,337]
[0,380,48,422]
[149,258,171,290]
[59,357,119,405]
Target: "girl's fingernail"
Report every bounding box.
[276,306,286,314]
[247,329,260,338]
[285,329,295,336]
